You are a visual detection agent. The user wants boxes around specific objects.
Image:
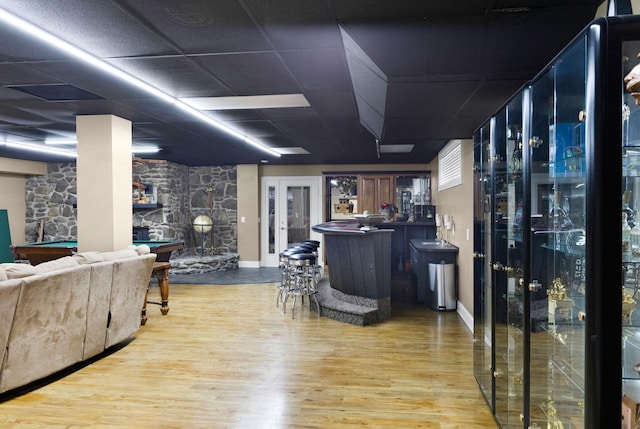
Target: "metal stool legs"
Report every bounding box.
[276,242,321,319]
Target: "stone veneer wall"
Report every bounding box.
[188,166,237,253]
[24,162,238,254]
[25,163,77,242]
[132,161,190,243]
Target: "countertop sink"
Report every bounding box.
[410,239,459,252]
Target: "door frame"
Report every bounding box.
[260,176,323,267]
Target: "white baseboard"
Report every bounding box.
[456,300,473,334]
[238,260,260,268]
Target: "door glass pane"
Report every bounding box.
[268,186,275,254]
[287,186,310,247]
[529,36,587,429]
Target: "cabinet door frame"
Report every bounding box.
[357,174,396,214]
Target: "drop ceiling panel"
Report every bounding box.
[0,0,177,57]
[107,57,232,98]
[244,0,342,50]
[210,109,266,122]
[0,25,72,62]
[383,117,448,141]
[24,61,163,102]
[305,91,359,119]
[386,81,479,118]
[229,120,283,138]
[0,64,62,86]
[332,0,491,20]
[280,49,352,92]
[457,80,526,117]
[197,52,301,95]
[440,116,491,139]
[274,117,336,144]
[120,0,273,54]
[260,106,317,121]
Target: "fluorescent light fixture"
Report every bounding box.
[273,147,310,155]
[44,139,77,145]
[132,146,161,154]
[180,94,310,110]
[379,144,414,153]
[46,138,160,155]
[0,8,280,159]
[2,141,77,158]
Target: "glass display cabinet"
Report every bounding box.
[472,15,640,429]
[473,121,493,416]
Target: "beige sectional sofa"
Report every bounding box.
[0,247,156,394]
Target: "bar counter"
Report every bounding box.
[312,221,393,302]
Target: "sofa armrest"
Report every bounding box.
[104,253,157,348]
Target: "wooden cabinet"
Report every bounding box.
[358,175,395,214]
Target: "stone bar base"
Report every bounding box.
[170,252,238,274]
[312,277,391,326]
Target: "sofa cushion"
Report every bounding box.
[128,244,151,255]
[73,251,104,265]
[101,249,138,261]
[34,256,79,273]
[0,267,6,281]
[0,265,91,392]
[0,263,37,279]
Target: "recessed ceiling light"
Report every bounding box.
[379,144,414,153]
[180,94,310,110]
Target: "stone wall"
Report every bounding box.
[24,162,238,254]
[132,161,190,243]
[25,163,77,242]
[188,166,237,253]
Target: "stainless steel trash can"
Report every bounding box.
[428,261,456,311]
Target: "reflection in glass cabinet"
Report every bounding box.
[527,35,587,429]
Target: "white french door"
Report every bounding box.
[261,176,323,267]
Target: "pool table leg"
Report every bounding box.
[153,262,171,315]
[141,289,149,326]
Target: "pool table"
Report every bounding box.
[11,239,185,265]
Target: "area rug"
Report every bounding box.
[169,267,281,285]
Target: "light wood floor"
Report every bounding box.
[0,282,497,429]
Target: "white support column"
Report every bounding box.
[76,115,132,253]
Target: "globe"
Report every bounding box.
[193,215,213,233]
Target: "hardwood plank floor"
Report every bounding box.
[0,282,497,428]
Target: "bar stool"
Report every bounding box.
[301,240,322,283]
[277,244,315,300]
[277,246,304,307]
[282,251,320,319]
